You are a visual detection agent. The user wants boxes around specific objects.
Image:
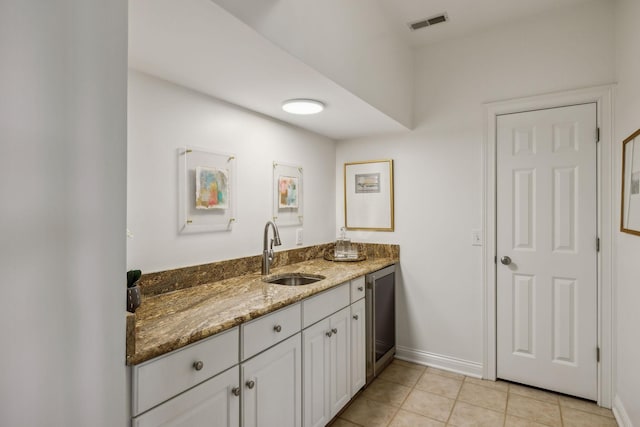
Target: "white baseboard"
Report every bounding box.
[613,395,634,427]
[395,346,483,378]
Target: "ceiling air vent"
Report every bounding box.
[408,13,448,31]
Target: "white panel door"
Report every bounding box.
[496,103,598,400]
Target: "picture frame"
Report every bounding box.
[273,162,303,226]
[344,159,394,231]
[177,147,236,233]
[621,129,640,236]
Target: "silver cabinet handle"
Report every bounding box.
[245,380,255,389]
[500,256,512,265]
[193,361,204,371]
[353,314,359,320]
[273,324,282,333]
[325,331,333,337]
[231,387,240,397]
[331,328,338,334]
[357,286,364,291]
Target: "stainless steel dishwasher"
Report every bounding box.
[365,264,396,384]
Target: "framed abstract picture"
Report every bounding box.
[178,147,236,233]
[278,175,299,209]
[344,159,394,231]
[195,166,229,210]
[273,162,303,226]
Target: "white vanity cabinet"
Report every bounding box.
[131,275,369,427]
[133,366,240,427]
[302,281,358,427]
[241,333,301,427]
[302,307,351,427]
[131,327,240,426]
[239,302,302,427]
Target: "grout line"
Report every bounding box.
[445,372,466,426]
[503,383,510,427]
[376,360,618,427]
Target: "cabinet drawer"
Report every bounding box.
[132,366,240,427]
[350,276,366,302]
[132,327,239,416]
[241,303,301,360]
[302,283,349,328]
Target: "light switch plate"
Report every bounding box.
[296,228,303,245]
[471,229,483,246]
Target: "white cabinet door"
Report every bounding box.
[350,299,366,397]
[302,307,352,427]
[329,307,351,417]
[303,318,331,427]
[242,333,301,427]
[133,366,239,427]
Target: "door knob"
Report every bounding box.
[245,380,255,389]
[273,324,282,333]
[500,256,512,265]
[231,387,240,397]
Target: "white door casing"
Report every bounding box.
[482,85,614,407]
[496,104,597,400]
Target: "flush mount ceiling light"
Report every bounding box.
[282,99,324,115]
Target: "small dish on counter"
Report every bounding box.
[323,250,367,262]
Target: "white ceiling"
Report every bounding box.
[377,0,601,47]
[130,0,602,140]
[129,0,409,141]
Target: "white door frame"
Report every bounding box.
[482,85,614,407]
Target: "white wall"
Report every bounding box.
[337,0,615,369]
[0,1,127,426]
[128,70,337,272]
[614,0,640,424]
[211,0,414,129]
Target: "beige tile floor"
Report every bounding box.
[331,359,617,427]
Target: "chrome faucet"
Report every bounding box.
[262,220,282,275]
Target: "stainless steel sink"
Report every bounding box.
[263,273,325,286]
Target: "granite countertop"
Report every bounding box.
[128,256,397,365]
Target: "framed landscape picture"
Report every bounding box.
[344,159,394,231]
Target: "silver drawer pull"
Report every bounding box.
[325,331,333,337]
[331,328,338,334]
[357,286,364,291]
[231,387,240,397]
[273,324,282,333]
[246,380,255,389]
[352,314,359,320]
[193,361,204,371]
